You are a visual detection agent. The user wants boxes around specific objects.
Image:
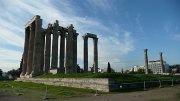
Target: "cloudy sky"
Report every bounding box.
[0,0,180,72]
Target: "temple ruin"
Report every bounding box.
[20,15,98,77]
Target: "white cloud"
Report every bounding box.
[0,48,22,72]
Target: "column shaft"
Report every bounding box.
[21,27,30,76]
[44,27,51,74]
[32,17,43,76]
[93,38,98,73]
[65,24,74,74]
[51,22,59,69]
[26,24,35,75]
[59,30,65,73]
[40,32,45,73]
[84,37,88,73]
[73,35,77,69]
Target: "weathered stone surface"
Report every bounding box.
[26,24,35,76]
[44,24,52,74]
[83,36,88,73]
[93,38,98,73]
[59,29,65,73]
[31,17,43,76]
[16,78,116,92]
[21,27,30,76]
[51,20,59,69]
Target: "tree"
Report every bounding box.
[0,69,3,79]
[107,62,111,73]
[137,68,145,74]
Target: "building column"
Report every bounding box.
[40,30,45,73]
[20,27,30,77]
[93,38,98,73]
[44,24,52,74]
[73,31,79,73]
[144,49,149,74]
[25,24,35,76]
[160,52,164,73]
[51,20,59,69]
[31,16,43,76]
[83,36,88,73]
[59,29,66,73]
[65,24,74,74]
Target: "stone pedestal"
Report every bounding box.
[49,69,60,74]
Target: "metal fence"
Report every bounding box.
[116,79,180,91]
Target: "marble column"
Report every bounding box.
[144,49,149,74]
[93,38,98,73]
[31,16,43,76]
[160,52,164,73]
[21,27,30,76]
[44,24,52,74]
[73,31,78,72]
[25,24,35,76]
[83,36,88,73]
[40,30,45,73]
[59,29,66,73]
[51,20,59,69]
[65,24,74,74]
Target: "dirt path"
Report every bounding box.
[0,85,180,101]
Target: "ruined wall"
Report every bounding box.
[16,78,117,92]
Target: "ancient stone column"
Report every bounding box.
[65,24,74,74]
[51,20,59,69]
[25,24,35,76]
[31,16,43,76]
[83,36,88,73]
[20,27,30,76]
[160,52,164,73]
[93,38,98,73]
[44,24,52,74]
[59,28,66,73]
[40,30,45,73]
[73,31,78,71]
[144,49,149,74]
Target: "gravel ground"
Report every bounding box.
[0,85,180,101]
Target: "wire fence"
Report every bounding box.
[110,79,180,91]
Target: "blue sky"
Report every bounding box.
[0,0,180,72]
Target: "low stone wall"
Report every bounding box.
[16,78,117,92]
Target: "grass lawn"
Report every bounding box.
[0,81,96,99]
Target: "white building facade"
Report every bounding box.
[148,60,169,74]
